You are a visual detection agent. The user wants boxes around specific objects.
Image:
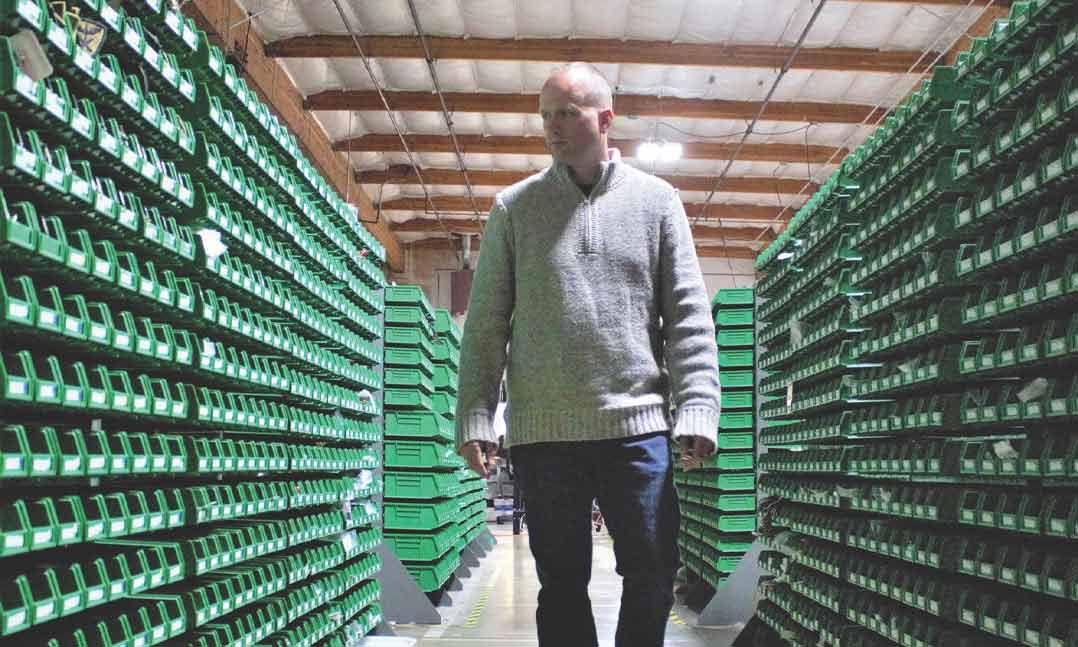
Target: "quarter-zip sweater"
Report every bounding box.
[455,151,721,449]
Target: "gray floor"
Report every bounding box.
[381,524,741,646]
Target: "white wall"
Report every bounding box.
[699,257,757,298]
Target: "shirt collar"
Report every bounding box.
[553,147,624,192]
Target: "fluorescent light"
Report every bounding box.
[777,251,794,260]
[659,142,683,162]
[637,141,683,162]
[637,141,660,161]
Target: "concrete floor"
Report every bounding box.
[378,524,741,647]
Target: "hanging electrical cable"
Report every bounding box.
[405,0,485,232]
[327,0,451,240]
[694,0,830,225]
[749,0,992,245]
[693,0,832,285]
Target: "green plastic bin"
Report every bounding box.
[719,412,754,430]
[718,349,753,368]
[716,328,755,347]
[714,309,753,327]
[384,471,462,500]
[719,371,753,389]
[384,440,457,471]
[721,391,753,410]
[717,433,753,451]
[384,412,453,443]
[404,550,460,593]
[384,525,458,562]
[713,288,754,307]
[383,500,459,532]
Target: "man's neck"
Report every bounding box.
[569,157,609,186]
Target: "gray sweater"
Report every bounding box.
[455,152,721,449]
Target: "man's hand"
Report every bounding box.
[459,440,497,478]
[678,435,716,471]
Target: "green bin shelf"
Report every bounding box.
[384,500,459,532]
[431,392,457,419]
[433,309,461,348]
[713,288,754,307]
[717,433,754,451]
[384,471,462,500]
[384,389,434,412]
[714,309,753,327]
[384,440,459,471]
[719,412,754,430]
[721,391,754,410]
[404,550,460,593]
[384,368,435,395]
[385,525,458,562]
[719,371,753,389]
[718,349,754,368]
[716,329,755,347]
[384,412,454,443]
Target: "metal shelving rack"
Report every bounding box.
[381,291,490,599]
[751,2,1078,645]
[676,288,758,595]
[0,1,386,644]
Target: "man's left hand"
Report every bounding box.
[678,435,716,470]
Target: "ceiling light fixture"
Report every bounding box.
[636,141,682,162]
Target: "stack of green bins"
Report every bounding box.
[0,2,386,645]
[383,290,466,592]
[751,2,1078,645]
[433,309,487,548]
[674,288,758,592]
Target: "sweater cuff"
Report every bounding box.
[456,409,499,449]
[671,406,719,451]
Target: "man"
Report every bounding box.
[455,62,721,647]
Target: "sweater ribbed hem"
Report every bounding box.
[503,403,672,448]
[671,405,720,452]
[456,409,499,449]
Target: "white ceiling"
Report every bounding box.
[239,0,988,233]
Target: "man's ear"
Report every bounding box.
[598,108,615,134]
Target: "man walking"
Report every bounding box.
[455,62,721,647]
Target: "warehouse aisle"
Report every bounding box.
[389,525,740,646]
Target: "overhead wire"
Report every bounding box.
[654,120,815,140]
[327,0,451,240]
[749,0,992,244]
[692,0,832,286]
[405,0,485,234]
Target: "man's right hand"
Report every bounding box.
[459,440,497,478]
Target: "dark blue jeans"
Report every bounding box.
[511,432,680,647]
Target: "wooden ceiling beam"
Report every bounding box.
[694,246,760,260]
[306,90,885,125]
[406,236,759,260]
[851,0,1007,4]
[379,196,789,222]
[265,36,934,74]
[359,166,817,194]
[338,134,845,164]
[391,218,774,241]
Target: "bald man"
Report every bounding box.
[455,63,721,647]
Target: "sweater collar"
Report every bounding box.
[552,147,624,193]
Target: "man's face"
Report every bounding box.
[539,73,611,167]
